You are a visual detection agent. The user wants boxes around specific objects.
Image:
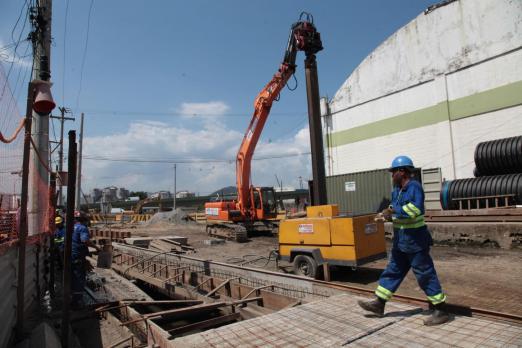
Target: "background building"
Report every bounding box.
[322,0,522,213]
[324,0,521,179]
[117,187,130,200]
[175,191,195,199]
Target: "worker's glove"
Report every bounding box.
[374,213,386,222]
[381,207,394,221]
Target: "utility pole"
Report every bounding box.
[61,130,77,348]
[173,164,177,211]
[75,113,84,210]
[29,0,53,234]
[16,82,36,339]
[50,107,74,206]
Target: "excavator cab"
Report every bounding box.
[251,187,277,220]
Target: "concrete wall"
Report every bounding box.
[326,0,522,180]
[0,241,47,348]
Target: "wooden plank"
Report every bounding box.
[150,265,169,277]
[205,277,240,298]
[230,296,263,306]
[160,238,195,251]
[167,313,240,336]
[120,302,227,326]
[122,300,203,306]
[149,240,175,252]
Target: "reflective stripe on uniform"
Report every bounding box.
[375,285,393,301]
[427,293,447,305]
[393,215,426,229]
[402,204,416,218]
[403,202,421,218]
[54,237,64,244]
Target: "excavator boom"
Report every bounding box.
[236,16,322,218]
[205,14,322,242]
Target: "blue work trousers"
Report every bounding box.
[379,247,443,298]
[71,258,86,304]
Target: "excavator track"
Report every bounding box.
[206,223,248,243]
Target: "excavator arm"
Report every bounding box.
[236,14,323,217]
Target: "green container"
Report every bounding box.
[326,168,392,215]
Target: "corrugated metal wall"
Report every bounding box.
[421,168,442,210]
[326,168,392,215]
[0,240,48,348]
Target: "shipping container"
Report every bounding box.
[326,168,392,215]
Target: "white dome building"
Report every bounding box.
[324,0,522,186]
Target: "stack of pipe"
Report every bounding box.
[440,136,522,210]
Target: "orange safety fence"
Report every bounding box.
[0,62,52,244]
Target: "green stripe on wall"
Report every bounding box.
[449,80,522,120]
[329,80,522,148]
[329,102,448,147]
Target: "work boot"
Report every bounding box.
[424,303,450,326]
[358,297,385,317]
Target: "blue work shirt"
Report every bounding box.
[72,222,90,260]
[54,227,65,251]
[390,180,432,253]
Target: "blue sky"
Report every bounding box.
[1,0,435,195]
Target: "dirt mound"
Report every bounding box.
[145,208,191,226]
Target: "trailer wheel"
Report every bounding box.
[293,254,318,279]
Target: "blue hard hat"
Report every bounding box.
[390,155,414,171]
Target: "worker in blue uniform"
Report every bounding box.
[54,216,65,269]
[71,211,93,308]
[358,155,449,326]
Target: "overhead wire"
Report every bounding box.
[75,0,95,112]
[78,109,309,117]
[10,0,30,53]
[81,151,312,164]
[0,0,31,102]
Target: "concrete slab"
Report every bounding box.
[172,294,522,347]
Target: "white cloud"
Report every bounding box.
[178,101,230,117]
[81,118,312,195]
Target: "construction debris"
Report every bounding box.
[125,236,188,248]
[203,238,226,246]
[145,208,191,226]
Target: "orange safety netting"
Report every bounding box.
[0,62,53,244]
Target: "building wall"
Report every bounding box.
[0,241,47,348]
[326,0,522,180]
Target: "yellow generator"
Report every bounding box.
[278,204,386,279]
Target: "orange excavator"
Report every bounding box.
[205,13,323,242]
